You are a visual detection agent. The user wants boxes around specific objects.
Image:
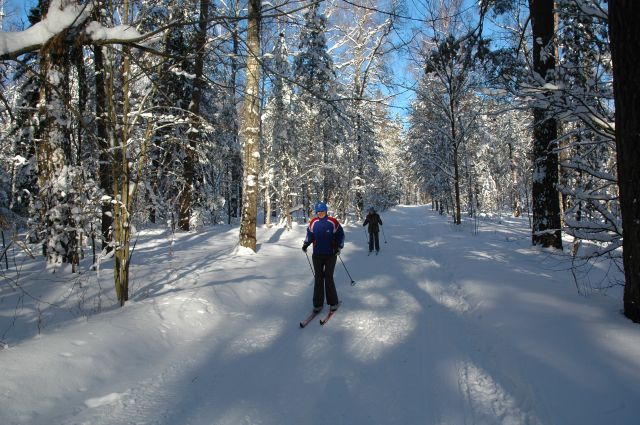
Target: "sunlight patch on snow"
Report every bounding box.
[359,274,395,288]
[418,239,444,248]
[397,255,441,271]
[467,249,508,263]
[139,237,172,251]
[84,392,124,409]
[457,361,541,425]
[394,289,422,313]
[224,320,284,358]
[160,295,213,312]
[153,295,217,339]
[232,245,257,256]
[419,281,470,314]
[136,227,169,238]
[345,310,415,362]
[461,280,498,310]
[345,291,420,362]
[361,292,390,308]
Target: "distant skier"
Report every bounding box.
[302,202,345,313]
[363,207,383,254]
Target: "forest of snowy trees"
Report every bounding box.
[0,0,638,322]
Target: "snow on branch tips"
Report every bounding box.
[85,22,143,43]
[0,0,92,57]
[0,0,144,59]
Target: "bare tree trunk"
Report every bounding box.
[452,143,461,225]
[94,39,113,253]
[113,64,131,305]
[238,0,261,251]
[529,0,562,249]
[610,0,640,323]
[113,0,132,306]
[450,96,461,225]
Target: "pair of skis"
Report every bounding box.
[299,304,340,328]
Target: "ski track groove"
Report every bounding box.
[415,226,543,425]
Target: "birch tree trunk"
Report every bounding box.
[609,0,640,322]
[529,0,563,249]
[239,0,261,251]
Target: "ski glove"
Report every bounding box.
[335,248,341,256]
[302,242,310,252]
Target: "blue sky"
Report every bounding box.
[2,0,36,30]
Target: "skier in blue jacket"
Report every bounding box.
[302,202,345,312]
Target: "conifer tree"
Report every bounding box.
[610,0,640,322]
[179,0,210,231]
[293,1,341,212]
[264,33,296,229]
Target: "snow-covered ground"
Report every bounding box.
[1,205,639,425]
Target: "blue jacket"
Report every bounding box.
[305,216,345,255]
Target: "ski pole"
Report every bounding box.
[381,225,387,243]
[364,227,369,243]
[338,253,356,286]
[305,250,315,277]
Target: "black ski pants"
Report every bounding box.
[312,254,339,308]
[368,231,380,252]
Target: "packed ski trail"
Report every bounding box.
[2,206,640,425]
